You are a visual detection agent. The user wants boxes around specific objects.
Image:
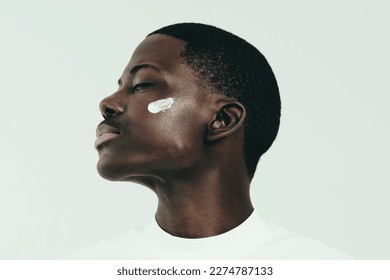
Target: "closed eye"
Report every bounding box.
[132,82,153,92]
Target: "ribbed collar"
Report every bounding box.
[141,210,274,259]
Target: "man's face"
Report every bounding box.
[96,34,215,182]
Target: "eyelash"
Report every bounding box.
[132,82,153,92]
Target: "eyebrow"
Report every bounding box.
[130,63,160,74]
[118,63,161,86]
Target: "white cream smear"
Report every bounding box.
[147,97,175,114]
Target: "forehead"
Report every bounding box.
[125,34,187,74]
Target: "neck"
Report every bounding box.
[150,165,253,238]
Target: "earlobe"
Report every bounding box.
[207,102,246,142]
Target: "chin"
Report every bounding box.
[96,157,148,182]
[96,160,164,190]
[96,160,126,181]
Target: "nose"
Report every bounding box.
[99,93,125,119]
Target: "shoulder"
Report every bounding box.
[246,220,353,259]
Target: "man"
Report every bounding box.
[69,23,351,259]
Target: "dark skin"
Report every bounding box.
[96,34,253,238]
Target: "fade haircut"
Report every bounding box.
[149,23,281,179]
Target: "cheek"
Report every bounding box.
[144,99,202,149]
[162,104,205,154]
[147,97,175,114]
[141,97,179,140]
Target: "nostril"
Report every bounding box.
[99,96,124,118]
[105,107,117,117]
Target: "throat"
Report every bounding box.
[155,194,254,238]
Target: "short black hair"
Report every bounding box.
[149,23,281,179]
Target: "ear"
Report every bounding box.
[207,102,247,142]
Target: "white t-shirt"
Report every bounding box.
[64,210,352,259]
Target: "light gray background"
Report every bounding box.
[0,0,389,259]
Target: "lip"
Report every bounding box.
[95,123,122,149]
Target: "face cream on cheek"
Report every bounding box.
[147,97,175,114]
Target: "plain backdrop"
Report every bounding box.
[0,0,389,259]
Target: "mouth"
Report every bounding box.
[95,123,122,150]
